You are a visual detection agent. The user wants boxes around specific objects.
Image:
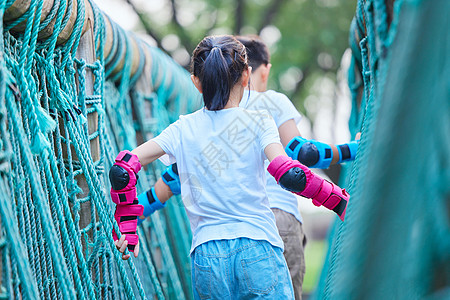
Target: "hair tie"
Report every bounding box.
[211,46,220,51]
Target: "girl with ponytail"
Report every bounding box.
[111,35,349,299]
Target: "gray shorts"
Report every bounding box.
[272,208,307,300]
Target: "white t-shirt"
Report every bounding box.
[240,90,303,223]
[152,107,284,254]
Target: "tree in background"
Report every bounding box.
[123,0,355,131]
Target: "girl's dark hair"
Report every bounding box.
[191,35,248,111]
[235,35,270,70]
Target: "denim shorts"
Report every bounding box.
[191,237,294,299]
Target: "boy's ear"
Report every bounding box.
[261,63,271,83]
[191,75,202,93]
[241,67,252,87]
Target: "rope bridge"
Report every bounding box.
[0,0,200,299]
[313,0,450,299]
[1,0,449,299]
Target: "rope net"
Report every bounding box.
[0,0,200,299]
[313,0,450,299]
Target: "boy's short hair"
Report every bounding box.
[235,35,270,70]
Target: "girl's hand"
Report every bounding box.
[355,132,361,141]
[114,234,140,260]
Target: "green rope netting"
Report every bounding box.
[313,0,450,299]
[0,0,200,299]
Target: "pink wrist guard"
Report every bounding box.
[268,155,349,221]
[109,150,143,252]
[112,204,144,251]
[301,171,349,221]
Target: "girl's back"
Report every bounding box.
[154,106,284,253]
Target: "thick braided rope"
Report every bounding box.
[29,53,90,296]
[23,0,43,72]
[62,0,85,64]
[4,22,81,300]
[2,7,64,300]
[4,89,75,299]
[0,8,38,297]
[7,86,61,299]
[44,148,97,298]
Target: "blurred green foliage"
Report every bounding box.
[303,239,327,293]
[128,0,356,116]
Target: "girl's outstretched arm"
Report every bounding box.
[264,142,350,221]
[280,119,359,168]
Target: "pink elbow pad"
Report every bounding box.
[268,155,349,221]
[110,151,142,205]
[267,155,303,181]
